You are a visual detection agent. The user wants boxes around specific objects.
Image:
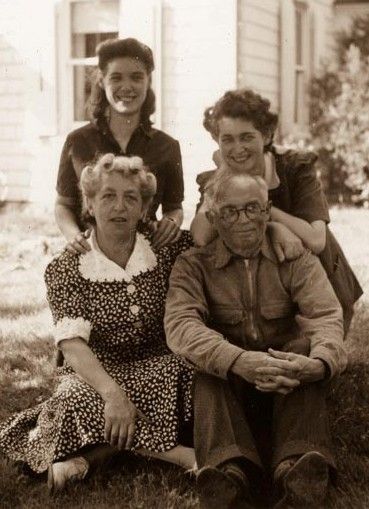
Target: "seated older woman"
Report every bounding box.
[0,154,195,491]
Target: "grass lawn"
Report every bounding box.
[0,205,368,508]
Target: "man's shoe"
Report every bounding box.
[196,462,252,509]
[274,451,329,508]
[47,456,89,493]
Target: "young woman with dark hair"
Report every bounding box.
[56,38,184,253]
[191,88,362,334]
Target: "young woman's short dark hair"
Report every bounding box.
[203,88,279,144]
[88,38,156,122]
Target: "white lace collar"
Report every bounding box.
[79,229,157,282]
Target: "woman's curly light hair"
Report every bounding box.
[80,153,157,223]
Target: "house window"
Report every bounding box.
[69,0,119,122]
[294,1,310,127]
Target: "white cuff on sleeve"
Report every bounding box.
[54,317,91,345]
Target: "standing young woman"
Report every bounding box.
[56,38,184,252]
[191,89,362,333]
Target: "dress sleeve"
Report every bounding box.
[286,152,330,223]
[44,254,91,346]
[162,140,184,213]
[56,134,79,201]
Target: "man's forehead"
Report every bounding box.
[216,177,266,204]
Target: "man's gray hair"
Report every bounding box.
[204,170,268,208]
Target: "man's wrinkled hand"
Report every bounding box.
[255,374,300,395]
[256,348,326,384]
[232,351,275,385]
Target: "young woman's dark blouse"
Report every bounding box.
[57,118,184,224]
[196,148,363,332]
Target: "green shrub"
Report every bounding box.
[309,16,369,205]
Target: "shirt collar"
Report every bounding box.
[214,232,278,269]
[78,229,157,282]
[94,113,154,139]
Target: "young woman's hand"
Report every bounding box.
[152,217,181,249]
[66,230,91,255]
[267,221,304,262]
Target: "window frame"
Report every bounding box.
[293,0,311,129]
[280,0,315,138]
[57,0,120,133]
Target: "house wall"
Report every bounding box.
[237,0,280,110]
[0,0,58,205]
[0,2,30,202]
[159,0,238,212]
[0,0,337,209]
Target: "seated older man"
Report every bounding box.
[165,173,347,509]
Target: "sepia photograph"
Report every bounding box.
[0,0,368,507]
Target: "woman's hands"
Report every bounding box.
[66,230,91,255]
[104,389,147,450]
[267,221,304,262]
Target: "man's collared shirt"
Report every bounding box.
[165,234,347,380]
[56,118,184,221]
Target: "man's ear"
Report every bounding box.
[205,209,216,225]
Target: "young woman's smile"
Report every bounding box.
[217,117,268,175]
[101,57,150,116]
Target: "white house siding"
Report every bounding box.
[160,0,237,216]
[0,3,30,202]
[237,0,280,111]
[0,0,58,205]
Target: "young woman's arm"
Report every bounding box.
[190,204,217,246]
[271,207,326,254]
[55,194,90,254]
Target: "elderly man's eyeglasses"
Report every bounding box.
[218,202,269,224]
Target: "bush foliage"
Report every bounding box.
[309,15,369,204]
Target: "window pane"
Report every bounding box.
[73,65,96,121]
[71,1,119,34]
[72,32,118,58]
